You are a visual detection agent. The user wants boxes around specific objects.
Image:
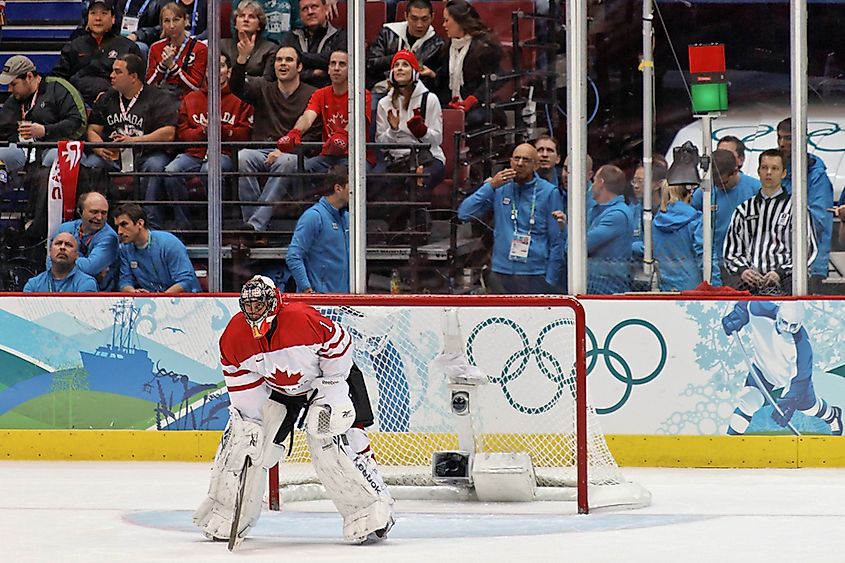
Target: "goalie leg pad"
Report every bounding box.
[193,454,268,540]
[306,430,394,543]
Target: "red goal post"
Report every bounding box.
[265,294,605,514]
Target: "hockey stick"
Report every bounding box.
[228,456,252,552]
[732,333,801,436]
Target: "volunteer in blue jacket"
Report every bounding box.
[54,192,119,291]
[653,183,705,292]
[24,233,98,293]
[115,203,201,293]
[286,166,350,293]
[458,143,564,294]
[777,118,834,293]
[587,165,634,294]
[691,149,758,286]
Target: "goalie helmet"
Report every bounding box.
[239,275,280,338]
[776,302,805,335]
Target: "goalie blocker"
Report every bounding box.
[193,276,394,545]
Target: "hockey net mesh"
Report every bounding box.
[278,299,628,495]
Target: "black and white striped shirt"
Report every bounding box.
[722,187,817,276]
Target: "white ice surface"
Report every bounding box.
[1,462,844,562]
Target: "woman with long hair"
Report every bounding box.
[146,2,208,100]
[652,183,706,291]
[374,50,445,233]
[221,0,277,80]
[435,0,501,129]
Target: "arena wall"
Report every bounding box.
[1,295,842,467]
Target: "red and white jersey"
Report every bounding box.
[219,301,352,420]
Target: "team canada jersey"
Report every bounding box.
[219,301,353,420]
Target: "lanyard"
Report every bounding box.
[47,274,67,293]
[136,232,166,291]
[125,0,154,17]
[119,88,142,119]
[78,225,94,255]
[510,182,537,236]
[188,0,199,34]
[163,34,191,78]
[21,89,38,120]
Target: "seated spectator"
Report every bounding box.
[457,143,563,294]
[533,135,561,189]
[273,49,373,206]
[279,0,347,88]
[54,192,120,291]
[146,2,208,101]
[434,0,502,130]
[149,0,208,42]
[723,149,816,296]
[230,44,317,231]
[230,0,302,45]
[286,166,349,293]
[587,165,634,294]
[84,54,177,228]
[373,50,445,231]
[164,53,253,227]
[0,56,86,177]
[53,0,142,107]
[653,184,704,292]
[115,203,201,293]
[75,0,163,61]
[691,149,758,286]
[23,232,98,293]
[366,0,444,93]
[222,1,278,81]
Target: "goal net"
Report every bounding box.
[268,295,650,513]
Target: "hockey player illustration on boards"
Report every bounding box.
[721,300,842,436]
[193,276,394,548]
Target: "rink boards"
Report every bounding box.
[0,295,843,467]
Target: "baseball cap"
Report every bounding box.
[87,0,116,12]
[0,55,36,86]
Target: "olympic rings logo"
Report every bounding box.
[466,317,574,415]
[586,319,666,414]
[466,318,667,415]
[712,121,845,153]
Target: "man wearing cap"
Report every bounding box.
[52,0,141,106]
[0,55,87,179]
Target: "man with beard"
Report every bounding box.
[23,232,98,292]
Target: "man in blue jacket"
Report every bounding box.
[587,165,634,294]
[777,118,834,293]
[24,232,98,293]
[114,203,200,293]
[54,192,119,291]
[458,143,563,294]
[286,166,350,293]
[691,149,758,286]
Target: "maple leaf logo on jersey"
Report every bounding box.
[270,368,303,387]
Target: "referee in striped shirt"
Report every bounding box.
[722,149,817,295]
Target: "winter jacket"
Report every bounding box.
[286,197,349,293]
[52,30,142,106]
[458,174,564,282]
[653,201,704,292]
[587,194,634,294]
[434,33,502,106]
[0,76,87,143]
[146,35,208,98]
[366,21,444,90]
[74,0,163,44]
[221,36,278,81]
[279,23,347,88]
[783,154,834,278]
[376,81,445,164]
[176,84,253,158]
[691,171,758,285]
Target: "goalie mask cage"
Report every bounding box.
[267,295,650,514]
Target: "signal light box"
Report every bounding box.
[689,43,727,113]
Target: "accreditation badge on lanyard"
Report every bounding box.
[507,183,537,263]
[120,0,153,37]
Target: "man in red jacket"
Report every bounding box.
[163,53,253,226]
